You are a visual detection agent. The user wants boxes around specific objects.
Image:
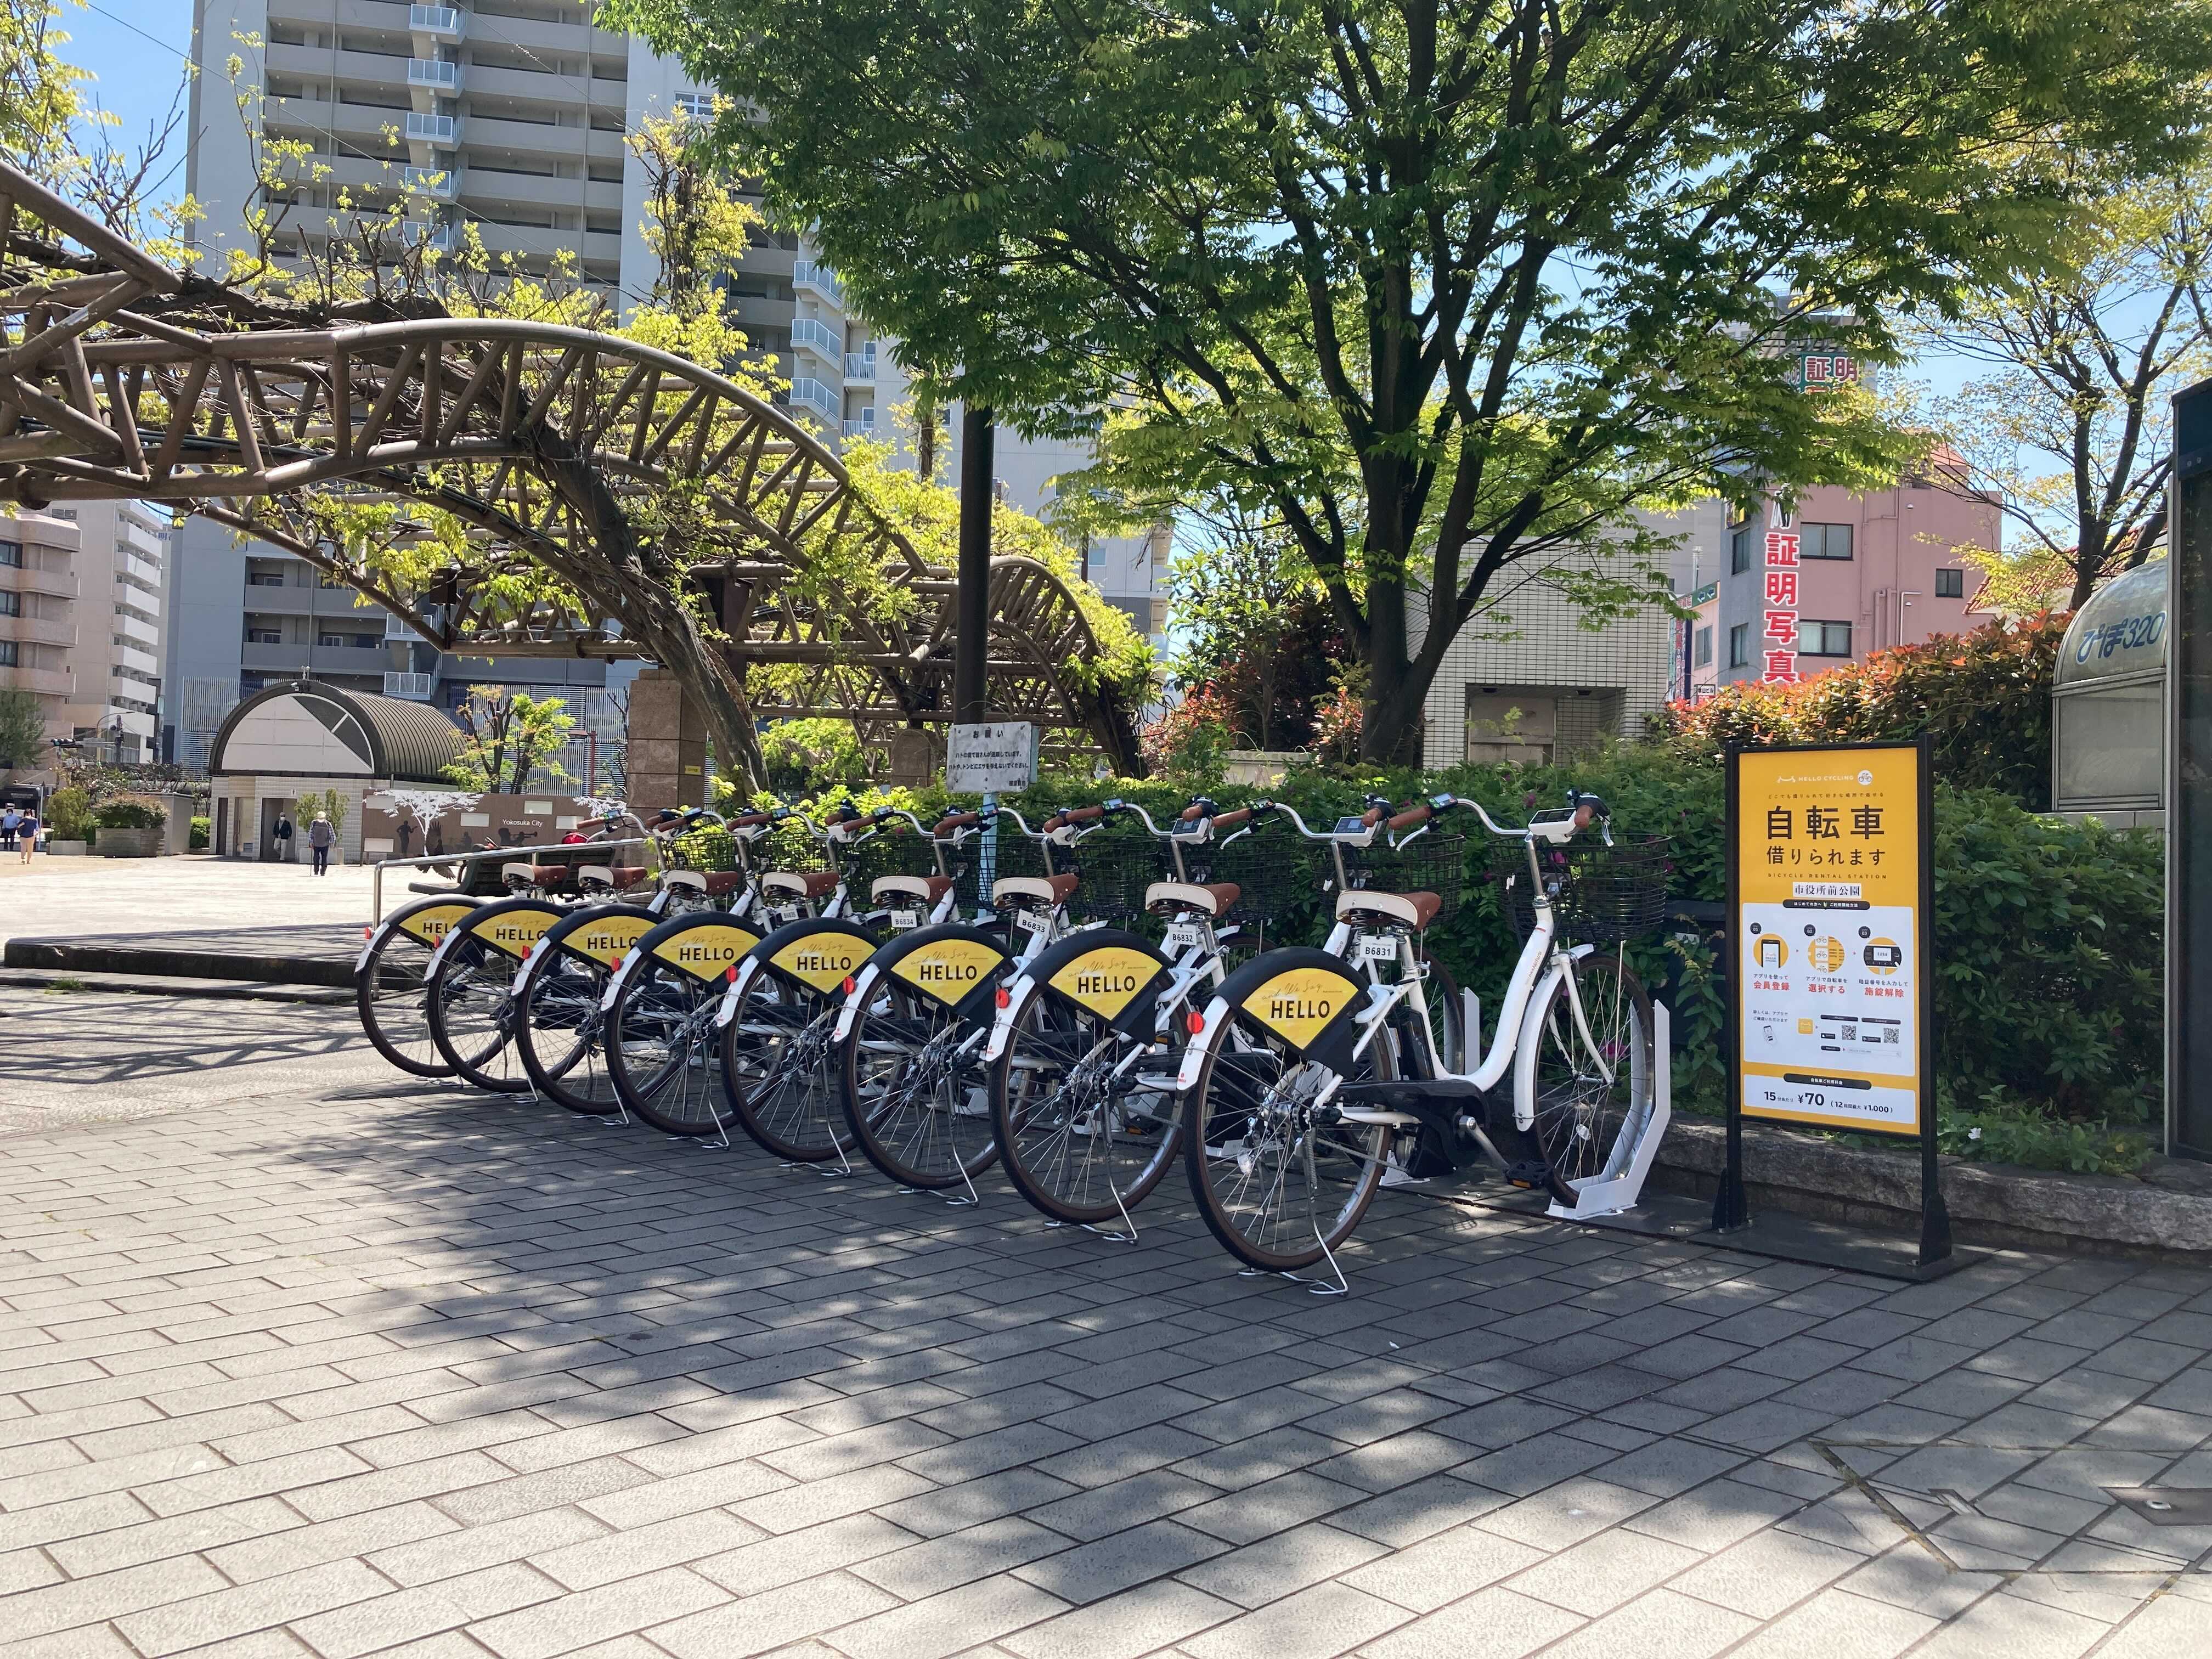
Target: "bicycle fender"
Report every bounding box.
[597,910,765,1010]
[426,897,562,975]
[1510,944,1595,1131]
[518,903,657,996]
[1012,929,1172,1045]
[832,961,883,1045]
[857,921,1011,1031]
[751,916,877,996]
[1182,947,1368,1080]
[356,895,476,974]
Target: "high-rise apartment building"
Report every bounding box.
[176,4,1166,769]
[0,503,170,764]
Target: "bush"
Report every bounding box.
[190,816,210,850]
[1660,612,2067,808]
[91,801,166,831]
[46,787,90,840]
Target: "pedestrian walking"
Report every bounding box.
[274,811,295,863]
[1,805,18,851]
[308,812,334,876]
[18,809,36,862]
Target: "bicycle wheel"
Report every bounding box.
[424,932,532,1093]
[1526,949,1654,1187]
[515,905,658,1114]
[990,994,1181,1225]
[1181,1017,1397,1274]
[842,979,1000,1188]
[354,898,474,1077]
[604,955,732,1135]
[720,973,850,1160]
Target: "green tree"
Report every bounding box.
[610,0,2212,761]
[444,690,578,794]
[0,687,46,770]
[1165,518,1342,752]
[1912,160,2212,611]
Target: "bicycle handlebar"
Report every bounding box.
[1211,806,1253,830]
[1043,804,1105,831]
[1387,803,1430,832]
[933,811,979,836]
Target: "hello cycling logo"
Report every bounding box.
[2076,608,2165,663]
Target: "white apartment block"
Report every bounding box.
[185,1,1166,635]
[0,503,169,765]
[1409,503,1724,771]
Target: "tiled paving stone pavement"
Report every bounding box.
[2,990,2210,1657]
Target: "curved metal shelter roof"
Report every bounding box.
[210,680,463,783]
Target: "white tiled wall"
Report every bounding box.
[1415,503,1723,769]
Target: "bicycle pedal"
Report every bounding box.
[1502,1160,1552,1192]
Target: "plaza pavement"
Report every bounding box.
[2,985,2210,1659]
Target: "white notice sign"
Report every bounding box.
[945,722,1039,793]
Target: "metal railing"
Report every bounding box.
[410,5,464,37]
[370,834,653,925]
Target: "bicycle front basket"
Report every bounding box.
[1493,836,1674,945]
[1340,832,1467,926]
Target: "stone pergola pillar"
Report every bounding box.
[626,668,709,815]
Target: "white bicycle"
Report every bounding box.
[1173,790,1672,1288]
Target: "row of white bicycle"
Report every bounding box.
[354,789,1672,1291]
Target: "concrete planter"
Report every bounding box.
[94,826,160,857]
[1653,1115,2212,1261]
[46,839,87,856]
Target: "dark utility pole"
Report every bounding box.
[953,405,994,726]
[2170,376,2212,1159]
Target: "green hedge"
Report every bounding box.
[741,742,2159,1128]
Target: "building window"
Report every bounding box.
[1730,522,1756,574]
[246,628,281,645]
[1693,626,1713,668]
[0,641,16,667]
[1728,623,1749,668]
[1802,620,1854,657]
[675,91,715,118]
[0,591,18,617]
[1801,522,1854,560]
[0,540,19,567]
[1935,567,1964,598]
[247,571,286,587]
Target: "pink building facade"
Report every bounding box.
[1680,465,2001,696]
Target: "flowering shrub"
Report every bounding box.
[1660,612,2068,808]
[1141,684,1238,777]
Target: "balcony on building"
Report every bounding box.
[405,111,459,145]
[792,259,844,307]
[843,416,877,442]
[791,316,844,365]
[408,58,462,93]
[844,348,876,385]
[788,377,840,423]
[384,670,437,700]
[401,219,456,253]
[410,4,465,39]
[403,162,460,200]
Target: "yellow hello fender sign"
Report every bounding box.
[565,912,655,968]
[471,905,562,960]
[1244,966,1359,1049]
[397,902,473,947]
[651,923,763,982]
[771,931,870,993]
[890,936,1006,1006]
[1048,946,1161,1020]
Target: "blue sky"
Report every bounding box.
[57,1,197,209]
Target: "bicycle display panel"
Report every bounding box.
[1730,742,1928,1136]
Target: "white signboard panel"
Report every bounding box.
[945,722,1038,793]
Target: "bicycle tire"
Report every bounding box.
[990,994,1182,1226]
[354,895,475,1077]
[514,903,659,1114]
[719,974,851,1160]
[601,911,764,1135]
[1180,990,1396,1274]
[840,980,1002,1189]
[424,897,565,1093]
[1524,949,1654,1187]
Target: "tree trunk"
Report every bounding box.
[523,422,771,794]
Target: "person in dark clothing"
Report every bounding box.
[308,813,335,874]
[273,812,294,862]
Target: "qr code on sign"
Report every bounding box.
[1883,1029,1899,1044]
[1839,1025,1856,1041]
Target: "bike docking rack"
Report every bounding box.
[368,836,657,924]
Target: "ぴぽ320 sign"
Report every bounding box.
[1730,740,1932,1137]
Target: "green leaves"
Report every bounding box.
[606,0,2212,760]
